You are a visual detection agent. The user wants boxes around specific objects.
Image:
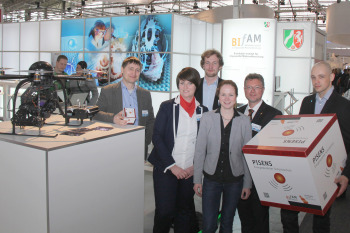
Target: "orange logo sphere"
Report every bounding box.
[274,173,286,184]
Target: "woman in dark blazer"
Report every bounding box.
[193,80,252,233]
[148,67,208,233]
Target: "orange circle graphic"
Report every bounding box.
[282,130,294,136]
[326,154,332,167]
[274,173,286,184]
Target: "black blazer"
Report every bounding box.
[238,101,282,137]
[148,98,208,171]
[195,77,223,110]
[299,89,350,178]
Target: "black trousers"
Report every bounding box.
[152,167,197,233]
[237,184,269,233]
[280,208,331,233]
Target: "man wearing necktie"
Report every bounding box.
[237,73,282,233]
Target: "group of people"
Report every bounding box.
[54,49,350,233]
[53,55,99,106]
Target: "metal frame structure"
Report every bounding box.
[0,0,340,28]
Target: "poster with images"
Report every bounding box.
[85,18,111,52]
[63,52,84,75]
[138,14,172,53]
[138,52,170,91]
[85,52,110,86]
[111,16,139,52]
[61,19,84,52]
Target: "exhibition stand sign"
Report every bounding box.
[222,18,276,105]
[243,114,347,215]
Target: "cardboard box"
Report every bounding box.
[242,114,347,215]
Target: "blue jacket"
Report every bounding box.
[148,97,208,171]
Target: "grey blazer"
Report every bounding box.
[94,82,155,147]
[193,110,252,189]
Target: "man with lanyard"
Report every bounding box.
[281,61,350,233]
[195,49,224,111]
[94,56,154,160]
[237,73,282,233]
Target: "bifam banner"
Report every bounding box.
[222,18,276,105]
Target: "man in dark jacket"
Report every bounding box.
[281,61,350,233]
[237,73,282,233]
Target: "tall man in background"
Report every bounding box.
[94,56,155,160]
[237,73,282,233]
[281,61,350,233]
[195,49,224,111]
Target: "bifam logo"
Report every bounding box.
[283,29,304,51]
[232,34,261,47]
[264,22,270,28]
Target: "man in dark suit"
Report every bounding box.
[281,61,350,233]
[237,73,282,233]
[94,56,155,160]
[195,49,224,111]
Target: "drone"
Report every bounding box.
[0,61,99,138]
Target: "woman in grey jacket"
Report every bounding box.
[193,80,252,233]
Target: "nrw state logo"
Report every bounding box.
[283,29,304,51]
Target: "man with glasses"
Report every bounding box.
[195,49,224,111]
[237,73,282,233]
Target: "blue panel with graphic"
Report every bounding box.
[85,18,111,52]
[138,53,170,91]
[63,52,84,75]
[139,14,172,53]
[111,16,139,52]
[61,19,84,52]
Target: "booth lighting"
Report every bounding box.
[253,0,258,4]
[193,1,199,9]
[280,0,285,5]
[81,0,86,7]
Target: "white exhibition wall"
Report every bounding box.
[222,18,276,105]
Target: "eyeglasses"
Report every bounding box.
[95,29,106,35]
[244,86,263,91]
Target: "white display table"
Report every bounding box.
[0,116,145,233]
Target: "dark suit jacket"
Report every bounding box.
[148,98,208,171]
[238,101,282,137]
[195,77,223,110]
[299,89,350,178]
[94,82,155,148]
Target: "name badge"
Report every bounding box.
[251,123,262,132]
[142,110,149,117]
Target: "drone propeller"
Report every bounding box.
[0,74,29,80]
[54,74,86,80]
[79,69,104,74]
[16,69,54,74]
[0,67,13,75]
[77,69,108,80]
